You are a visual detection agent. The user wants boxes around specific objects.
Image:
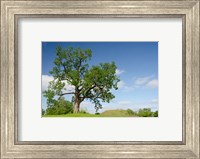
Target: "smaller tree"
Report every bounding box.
[127,109,134,115]
[45,97,73,115]
[153,110,158,117]
[126,109,137,116]
[42,109,45,115]
[138,108,153,117]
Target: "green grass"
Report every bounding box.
[42,109,139,117]
[43,113,100,117]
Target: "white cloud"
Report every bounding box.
[81,101,93,107]
[62,80,75,93]
[42,75,54,91]
[116,69,125,75]
[80,101,94,111]
[146,79,158,88]
[42,75,75,92]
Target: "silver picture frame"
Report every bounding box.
[1,0,199,158]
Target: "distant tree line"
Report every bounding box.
[127,108,158,117]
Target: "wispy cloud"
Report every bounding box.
[134,75,154,85]
[116,69,125,75]
[117,75,158,92]
[146,79,158,88]
[134,75,158,89]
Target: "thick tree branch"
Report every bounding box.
[58,92,75,100]
[61,92,75,96]
[80,84,97,100]
[82,94,103,101]
[85,82,97,93]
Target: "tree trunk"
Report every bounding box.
[74,88,80,113]
[74,99,80,113]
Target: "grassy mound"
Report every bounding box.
[100,109,137,117]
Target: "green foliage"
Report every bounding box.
[43,88,56,108]
[126,109,135,115]
[153,110,158,117]
[43,46,120,113]
[42,109,45,115]
[82,62,120,112]
[138,108,153,117]
[49,46,92,86]
[45,98,73,115]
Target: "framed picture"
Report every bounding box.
[41,41,159,118]
[1,0,199,158]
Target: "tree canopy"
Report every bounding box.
[43,46,120,113]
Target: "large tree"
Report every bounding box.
[43,46,120,113]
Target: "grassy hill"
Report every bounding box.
[100,109,138,117]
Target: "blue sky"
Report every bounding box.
[42,42,158,113]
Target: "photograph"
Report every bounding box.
[42,42,158,117]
